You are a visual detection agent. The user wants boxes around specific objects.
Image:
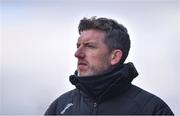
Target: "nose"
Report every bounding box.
[74,47,85,59]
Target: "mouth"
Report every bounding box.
[78,61,88,69]
[78,62,87,66]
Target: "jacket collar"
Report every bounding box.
[69,62,138,102]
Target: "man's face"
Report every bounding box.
[75,29,112,77]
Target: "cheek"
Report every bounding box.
[89,52,110,65]
[86,53,100,65]
[88,54,99,63]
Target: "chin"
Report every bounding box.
[78,71,93,77]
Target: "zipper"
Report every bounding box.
[93,102,97,107]
[92,102,98,114]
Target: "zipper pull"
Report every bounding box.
[93,102,97,108]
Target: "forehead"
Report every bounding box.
[78,29,105,43]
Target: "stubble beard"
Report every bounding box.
[78,57,111,77]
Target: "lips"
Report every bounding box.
[78,62,87,66]
[78,61,88,69]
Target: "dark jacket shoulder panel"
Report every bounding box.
[125,85,173,115]
[45,89,78,115]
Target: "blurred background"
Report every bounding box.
[0,0,179,115]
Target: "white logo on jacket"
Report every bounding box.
[60,103,73,114]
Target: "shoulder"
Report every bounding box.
[57,89,79,102]
[45,89,78,115]
[125,85,173,115]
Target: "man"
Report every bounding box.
[45,17,173,115]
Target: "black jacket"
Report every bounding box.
[45,63,173,115]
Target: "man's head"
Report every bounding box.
[75,17,130,76]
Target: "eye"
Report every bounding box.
[87,44,94,48]
[85,43,95,48]
[76,43,80,48]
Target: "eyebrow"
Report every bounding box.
[76,40,97,48]
[86,42,98,47]
[78,40,96,44]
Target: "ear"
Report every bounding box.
[110,50,123,65]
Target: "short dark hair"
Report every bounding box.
[78,16,130,64]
